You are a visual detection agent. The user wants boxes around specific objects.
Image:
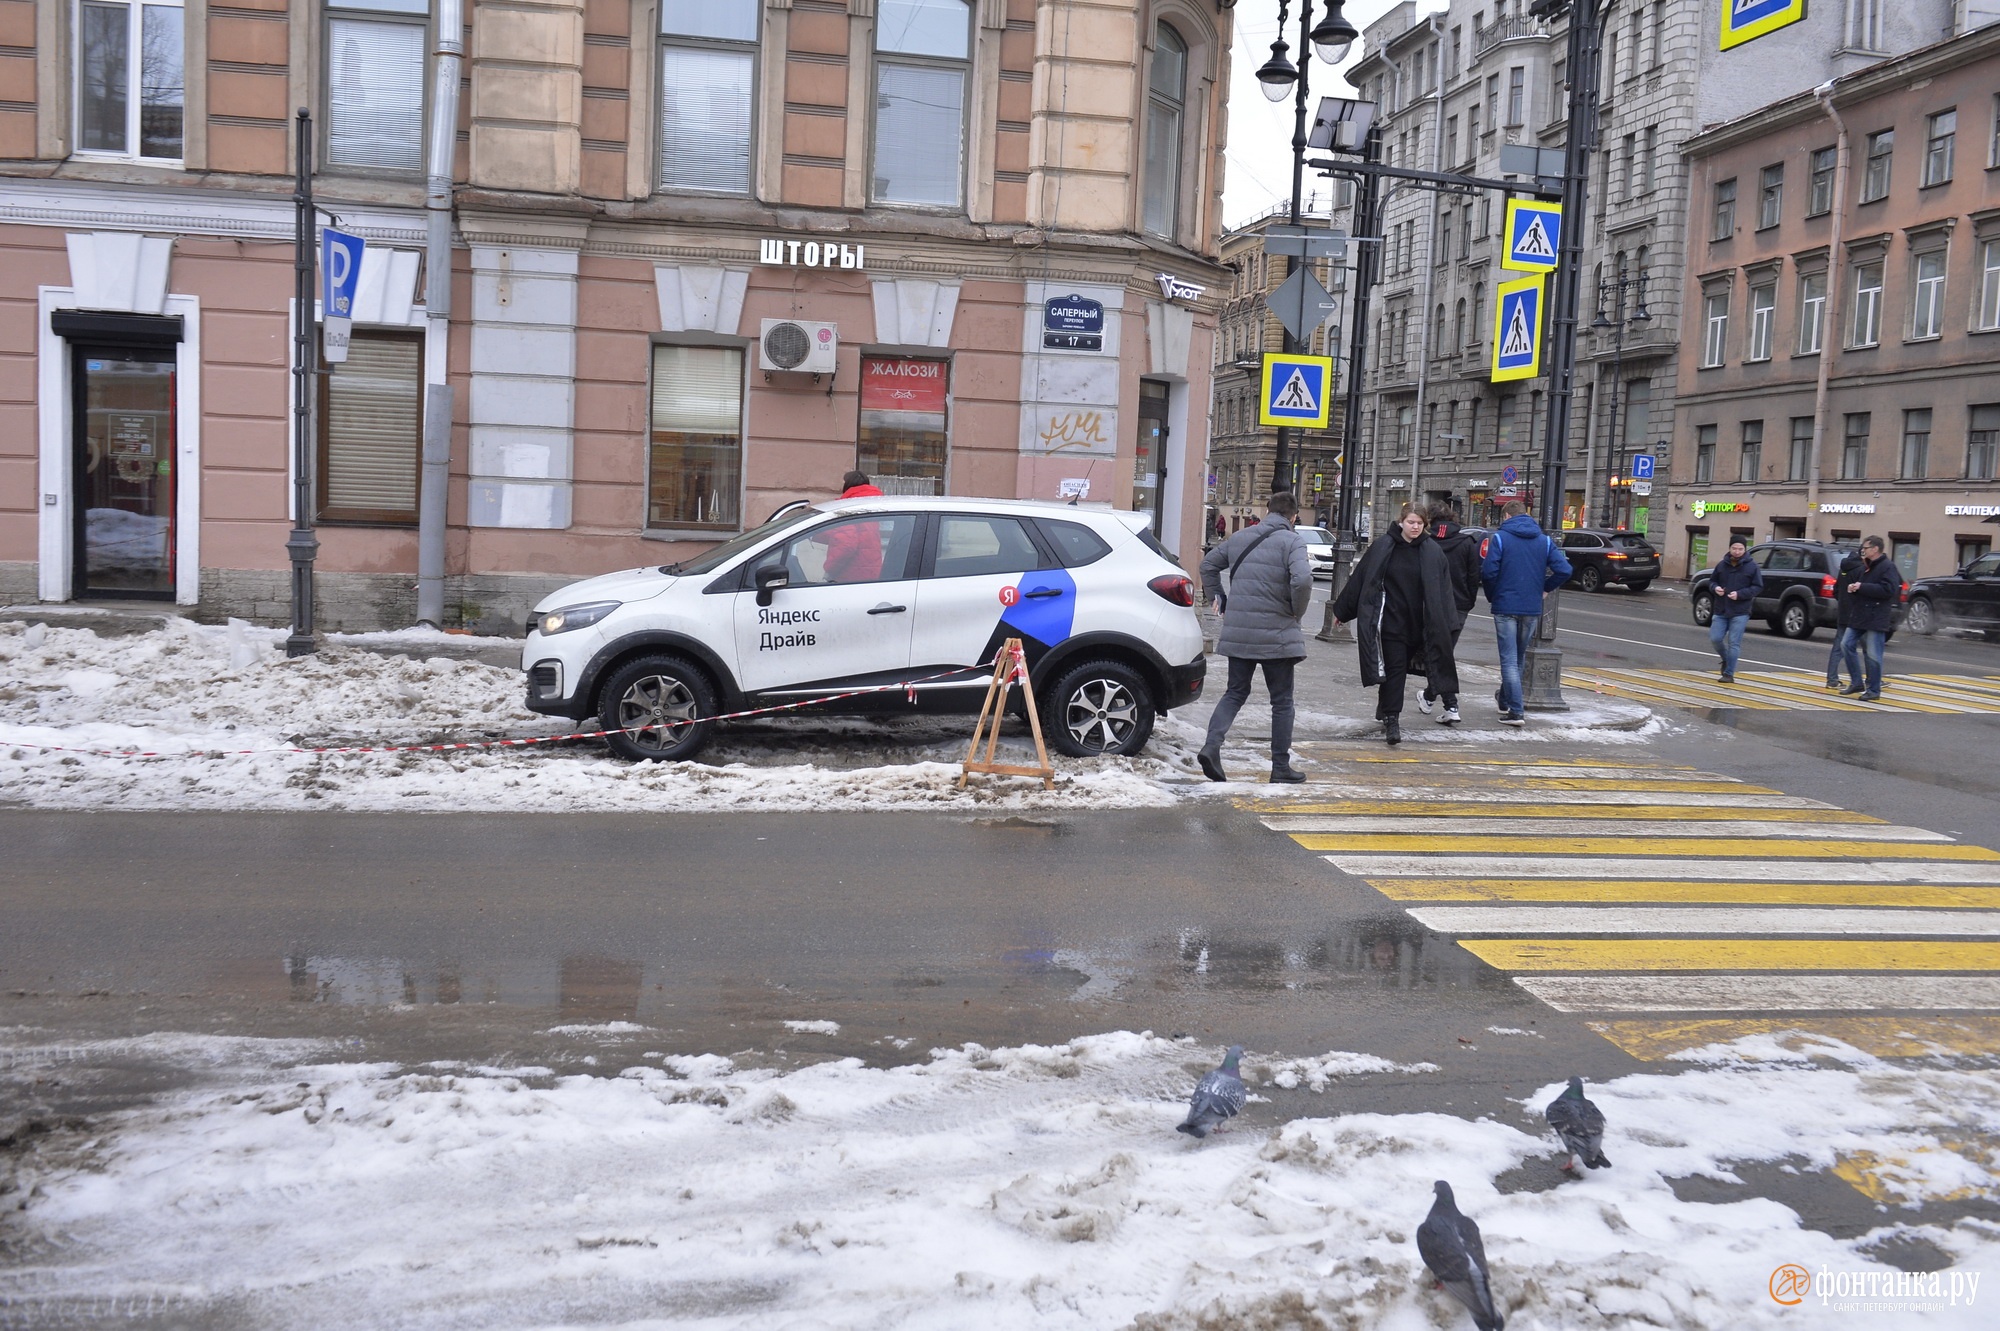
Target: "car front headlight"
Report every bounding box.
[535,601,620,636]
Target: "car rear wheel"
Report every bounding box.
[599,654,718,762]
[1905,596,1937,636]
[1626,580,1652,593]
[1691,590,1714,627]
[1575,564,1603,593]
[1043,660,1156,758]
[1777,598,1815,639]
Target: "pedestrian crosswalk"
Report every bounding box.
[1253,751,2000,1058]
[1564,666,2000,713]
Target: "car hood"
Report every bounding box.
[531,566,682,614]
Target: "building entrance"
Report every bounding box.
[71,343,178,598]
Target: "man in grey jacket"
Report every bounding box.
[1196,491,1314,784]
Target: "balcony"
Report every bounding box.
[1474,15,1554,59]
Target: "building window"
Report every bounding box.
[1739,420,1762,484]
[659,0,758,194]
[1970,404,2000,479]
[1747,281,1775,360]
[1922,109,1956,187]
[1468,99,1481,146]
[873,0,972,208]
[1619,133,1635,199]
[1757,164,1783,229]
[1506,67,1525,126]
[1695,423,1716,482]
[1701,291,1728,367]
[326,1,429,172]
[1797,271,1827,353]
[1991,93,2000,168]
[1650,0,1667,67]
[76,0,185,161]
[1142,23,1188,239]
[1808,146,1836,216]
[1471,284,1485,344]
[1711,178,1735,240]
[1841,412,1870,480]
[1979,238,2000,330]
[1444,116,1458,167]
[858,356,949,494]
[1454,297,1467,350]
[1911,250,1946,340]
[1846,0,1882,50]
[649,344,744,531]
[1638,126,1656,194]
[1788,416,1812,481]
[317,331,421,524]
[1860,129,1893,202]
[1850,261,1883,347]
[1901,408,1930,479]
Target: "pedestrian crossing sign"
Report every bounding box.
[1503,199,1561,273]
[1720,0,1806,51]
[1258,352,1335,429]
[1491,274,1545,382]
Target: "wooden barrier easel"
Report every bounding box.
[958,637,1056,790]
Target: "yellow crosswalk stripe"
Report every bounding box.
[1587,1016,2000,1061]
[1459,938,2000,971]
[1260,802,1879,823]
[1287,833,1998,860]
[1566,667,2000,714]
[1343,755,1700,769]
[1370,878,2000,908]
[1908,673,2000,701]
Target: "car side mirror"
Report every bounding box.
[755,564,789,607]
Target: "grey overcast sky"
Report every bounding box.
[1223,1,1431,227]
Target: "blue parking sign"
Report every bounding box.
[320,227,366,364]
[1631,454,1656,480]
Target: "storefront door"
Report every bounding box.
[1133,380,1169,535]
[71,344,177,598]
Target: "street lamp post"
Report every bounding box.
[1591,271,1650,527]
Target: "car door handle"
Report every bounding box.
[867,603,907,615]
[1023,588,1065,599]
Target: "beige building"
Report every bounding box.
[1671,20,2000,580]
[0,0,1231,631]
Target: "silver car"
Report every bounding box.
[1298,525,1337,577]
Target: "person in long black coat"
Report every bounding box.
[1331,504,1463,746]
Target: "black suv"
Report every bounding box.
[1689,539,1855,639]
[1905,551,2000,637]
[1559,528,1661,593]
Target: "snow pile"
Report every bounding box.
[3,1028,1996,1328]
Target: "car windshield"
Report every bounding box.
[1301,528,1333,543]
[660,506,822,577]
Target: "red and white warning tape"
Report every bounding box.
[2,652,1025,762]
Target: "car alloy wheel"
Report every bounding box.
[1576,564,1602,593]
[1906,596,1936,636]
[1779,599,1814,639]
[1691,591,1714,627]
[1044,659,1156,758]
[599,654,717,762]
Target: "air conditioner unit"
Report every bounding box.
[759,318,839,374]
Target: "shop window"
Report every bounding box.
[1901,408,1930,479]
[1841,412,1870,480]
[659,0,758,194]
[648,345,744,531]
[75,0,184,161]
[1890,535,1920,581]
[1970,404,2000,480]
[1143,23,1188,239]
[1807,146,1835,216]
[326,0,427,172]
[1922,109,1955,187]
[317,331,422,525]
[1957,539,1993,568]
[873,0,971,208]
[1860,129,1892,203]
[1910,251,1946,339]
[858,356,949,495]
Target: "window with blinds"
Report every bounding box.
[649,345,744,530]
[318,331,422,525]
[660,0,757,194]
[873,0,970,208]
[326,2,428,172]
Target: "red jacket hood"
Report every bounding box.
[841,484,885,499]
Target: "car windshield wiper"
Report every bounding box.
[658,562,683,575]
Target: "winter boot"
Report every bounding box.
[1269,756,1307,784]
[1383,716,1402,746]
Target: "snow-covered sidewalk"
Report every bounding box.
[2,1027,1994,1328]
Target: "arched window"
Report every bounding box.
[874,0,972,207]
[1454,298,1467,350]
[1433,303,1446,354]
[1143,23,1189,238]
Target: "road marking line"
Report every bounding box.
[1292,778,1776,795]
[1259,802,1877,823]
[1289,759,1716,780]
[1263,816,1938,841]
[1343,756,1700,769]
[1298,834,1996,860]
[1833,1147,1989,1204]
[1261,790,1837,810]
[1567,667,1987,714]
[1460,938,2000,971]
[1326,855,2000,884]
[1516,975,2000,1015]
[1907,673,2000,700]
[1585,1014,2000,1059]
[1408,905,2000,936]
[1371,879,2000,908]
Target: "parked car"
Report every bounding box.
[521,496,1207,762]
[1559,528,1660,593]
[1905,551,2000,637]
[1688,539,1873,639]
[1298,525,1337,576]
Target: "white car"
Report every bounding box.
[1299,525,1337,576]
[522,496,1207,761]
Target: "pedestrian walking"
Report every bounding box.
[1419,502,1481,726]
[1844,535,1902,702]
[1196,492,1314,783]
[1477,500,1571,726]
[1330,503,1462,746]
[1707,538,1764,683]
[1826,545,1866,690]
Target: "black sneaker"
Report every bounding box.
[1500,712,1526,726]
[1858,692,1881,702]
[1840,684,1866,696]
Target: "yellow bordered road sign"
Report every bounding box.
[1491,274,1544,382]
[1258,353,1335,429]
[1720,0,1806,51]
[1502,199,1561,273]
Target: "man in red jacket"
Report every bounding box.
[823,470,885,582]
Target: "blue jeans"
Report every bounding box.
[1492,614,1538,715]
[1827,627,1862,687]
[1858,629,1887,695]
[1708,613,1749,676]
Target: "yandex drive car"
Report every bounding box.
[522,496,1207,761]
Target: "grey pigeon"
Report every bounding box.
[1176,1045,1246,1138]
[1417,1180,1504,1331]
[1544,1076,1610,1172]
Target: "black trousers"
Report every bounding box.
[1420,627,1465,708]
[1378,634,1416,719]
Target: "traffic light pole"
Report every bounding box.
[1318,123,1381,642]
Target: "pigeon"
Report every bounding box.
[1175,1045,1246,1139]
[1417,1180,1505,1331]
[1544,1075,1611,1172]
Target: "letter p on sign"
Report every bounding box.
[320,227,366,364]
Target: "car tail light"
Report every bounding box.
[1605,551,1628,560]
[1149,574,1195,606]
[1819,574,1836,598]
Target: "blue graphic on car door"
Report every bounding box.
[1001,569,1076,645]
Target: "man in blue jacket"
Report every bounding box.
[1707,538,1764,683]
[1478,501,1572,725]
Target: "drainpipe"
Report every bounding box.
[416,0,464,627]
[1806,79,1849,543]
